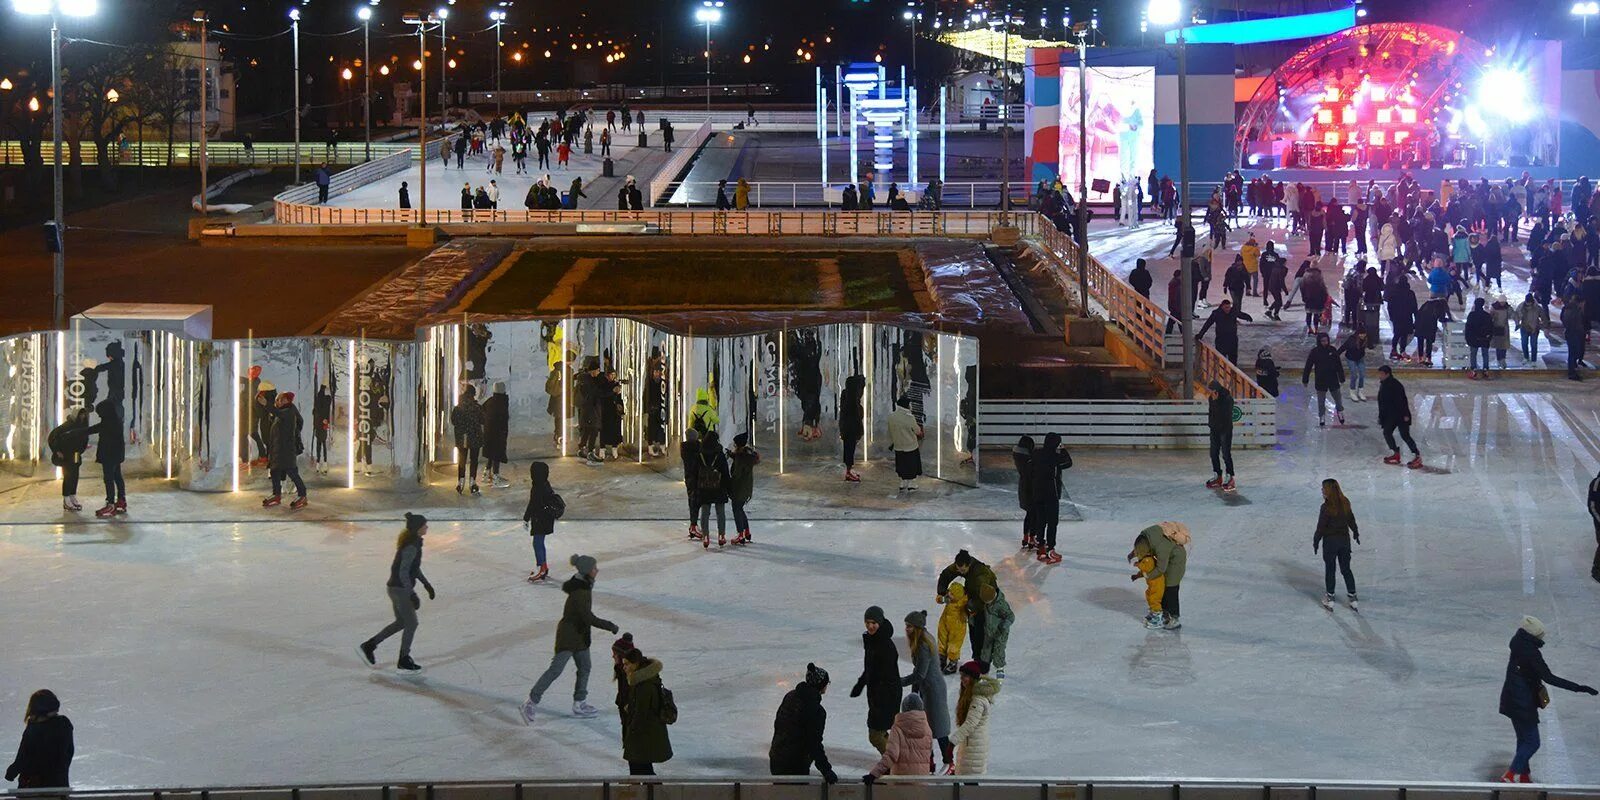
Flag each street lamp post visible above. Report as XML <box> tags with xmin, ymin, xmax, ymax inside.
<box><xmin>358</xmin><ymin>5</ymin><xmax>372</xmax><ymax>162</ymax></box>
<box><xmin>12</xmin><ymin>0</ymin><xmax>99</xmax><ymax>333</ymax></box>
<box><xmin>694</xmin><ymin>2</ymin><xmax>723</xmax><ymax>117</ymax></box>
<box><xmin>290</xmin><ymin>7</ymin><xmax>302</xmax><ymax>183</ymax></box>
<box><xmin>1575</xmin><ymin>2</ymin><xmax>1599</xmax><ymax>37</ymax></box>
<box><xmin>437</xmin><ymin>7</ymin><xmax>448</xmax><ymax>113</ymax></box>
<box><xmin>902</xmin><ymin>3</ymin><xmax>920</xmax><ymax>86</ymax></box>
<box><xmin>405</xmin><ymin>13</ymin><xmax>431</xmax><ymax>225</ymax></box>
<box><xmin>0</xmin><ymin>77</ymin><xmax>12</xmax><ymax>168</ymax></box>
<box><xmin>1073</xmin><ymin>25</ymin><xmax>1089</xmax><ymax>319</ymax></box>
<box><xmin>1148</xmin><ymin>0</ymin><xmax>1194</xmax><ymax>398</ymax></box>
<box><xmin>195</xmin><ymin>9</ymin><xmax>208</xmax><ymax>216</ymax></box>
<box><xmin>490</xmin><ymin>9</ymin><xmax>506</xmax><ymax>117</ymax></box>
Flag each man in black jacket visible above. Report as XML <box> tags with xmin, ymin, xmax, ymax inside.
<box><xmin>1302</xmin><ymin>332</ymin><xmax>1346</xmax><ymax>427</ymax></box>
<box><xmin>1376</xmin><ymin>366</ymin><xmax>1421</xmax><ymax>468</ymax></box>
<box><xmin>769</xmin><ymin>663</ymin><xmax>839</xmax><ymax>782</ymax></box>
<box><xmin>1196</xmin><ymin>298</ymin><xmax>1253</xmax><ymax>365</ymax></box>
<box><xmin>1259</xmin><ymin>242</ymin><xmax>1287</xmax><ymax>320</ymax></box>
<box><xmin>265</xmin><ymin>392</ymin><xmax>306</xmax><ymax>509</ymax></box>
<box><xmin>1205</xmin><ymin>380</ymin><xmax>1235</xmax><ymax>492</ymax></box>
<box><xmin>575</xmin><ymin>357</ymin><xmax>605</xmax><ymax>464</ymax></box>
<box><xmin>1168</xmin><ymin>218</ymin><xmax>1196</xmax><ymax>259</ymax></box>
<box><xmin>1563</xmin><ymin>295</ymin><xmax>1588</xmax><ymax>381</ymax></box>
<box><xmin>1129</xmin><ymin>258</ymin><xmax>1153</xmax><ymax>298</ymax></box>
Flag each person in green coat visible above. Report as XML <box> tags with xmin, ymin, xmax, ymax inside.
<box><xmin>621</xmin><ymin>648</ymin><xmax>673</xmax><ymax>775</ymax></box>
<box><xmin>976</xmin><ymin>584</ymin><xmax>1014</xmax><ymax>678</ymax></box>
<box><xmin>1135</xmin><ymin>523</ymin><xmax>1189</xmax><ymax>631</ymax></box>
<box><xmin>521</xmin><ymin>554</ymin><xmax>619</xmax><ymax>723</ymax></box>
<box><xmin>936</xmin><ymin>549</ymin><xmax>998</xmax><ymax>657</ymax></box>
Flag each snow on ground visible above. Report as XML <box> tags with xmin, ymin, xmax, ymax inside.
<box><xmin>2</xmin><ymin>376</ymin><xmax>1600</xmax><ymax>787</ymax></box>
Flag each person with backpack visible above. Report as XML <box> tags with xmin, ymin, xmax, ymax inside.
<box><xmin>851</xmin><ymin>606</ymin><xmax>903</xmax><ymax>754</ymax></box>
<box><xmin>694</xmin><ymin>430</ymin><xmax>733</xmax><ymax>547</ymax></box>
<box><xmin>727</xmin><ymin>433</ymin><xmax>760</xmax><ymax>545</ymax></box>
<box><xmin>1134</xmin><ymin>522</ymin><xmax>1189</xmax><ymax>630</ymax></box>
<box><xmin>1205</xmin><ymin>380</ymin><xmax>1236</xmax><ymax>492</ymax></box>
<box><xmin>1496</xmin><ymin>616</ymin><xmax>1598</xmax><ymax>783</ymax></box>
<box><xmin>522</xmin><ymin>461</ymin><xmax>566</xmax><ymax>582</ymax></box>
<box><xmin>619</xmin><ymin>647</ymin><xmax>674</xmax><ymax>775</ymax></box>
<box><xmin>689</xmin><ymin>388</ymin><xmax>719</xmax><ymax>434</ymax></box>
<box><xmin>47</xmin><ymin>409</ymin><xmax>90</xmax><ymax>512</ymax></box>
<box><xmin>521</xmin><ymin>554</ymin><xmax>620</xmax><ymax>723</ymax></box>
<box><xmin>769</xmin><ymin>663</ymin><xmax>839</xmax><ymax>783</ymax></box>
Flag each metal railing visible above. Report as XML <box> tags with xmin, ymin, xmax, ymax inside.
<box><xmin>272</xmin><ymin>134</ymin><xmax>458</xmax><ymax>217</ymax></box>
<box><xmin>648</xmin><ymin>120</ymin><xmax>714</xmax><ymax>206</ymax></box>
<box><xmin>658</xmin><ymin>181</ymin><xmax>1012</xmax><ymax>209</ymax></box>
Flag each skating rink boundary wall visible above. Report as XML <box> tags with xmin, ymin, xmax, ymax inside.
<box><xmin>273</xmin><ymin>134</ymin><xmax>460</xmax><ymax>217</ymax></box>
<box><xmin>6</xmin><ymin>776</ymin><xmax>1599</xmax><ymax>800</ymax></box>
<box><xmin>648</xmin><ymin>120</ymin><xmax>715</xmax><ymax>205</ymax></box>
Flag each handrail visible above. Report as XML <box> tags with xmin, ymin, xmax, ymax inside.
<box><xmin>272</xmin><ymin>134</ymin><xmax>459</xmax><ymax>219</ymax></box>
<box><xmin>648</xmin><ymin>119</ymin><xmax>714</xmax><ymax>206</ymax></box>
<box><xmin>1028</xmin><ymin>218</ymin><xmax>1270</xmax><ymax>401</ymax></box>
<box><xmin>658</xmin><ymin>180</ymin><xmax>1010</xmax><ymax>210</ymax></box>
<box><xmin>0</xmin><ymin>141</ymin><xmax>424</xmax><ymax>168</ymax></box>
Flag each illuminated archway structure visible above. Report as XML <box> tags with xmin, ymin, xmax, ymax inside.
<box><xmin>1237</xmin><ymin>23</ymin><xmax>1497</xmax><ymax>170</ymax></box>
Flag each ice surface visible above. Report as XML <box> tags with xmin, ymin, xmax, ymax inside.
<box><xmin>2</xmin><ymin>376</ymin><xmax>1599</xmax><ymax>787</ymax></box>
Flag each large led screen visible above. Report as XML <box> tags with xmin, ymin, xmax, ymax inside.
<box><xmin>1058</xmin><ymin>66</ymin><xmax>1155</xmax><ymax>196</ymax></box>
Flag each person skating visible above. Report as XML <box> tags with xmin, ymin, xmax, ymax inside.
<box><xmin>768</xmin><ymin>664</ymin><xmax>839</xmax><ymax>783</ymax></box>
<box><xmin>1497</xmin><ymin>616</ymin><xmax>1598</xmax><ymax>783</ymax></box>
<box><xmin>1376</xmin><ymin>366</ymin><xmax>1423</xmax><ymax>468</ymax></box>
<box><xmin>358</xmin><ymin>513</ymin><xmax>435</xmax><ymax>674</ymax></box>
<box><xmin>46</xmin><ymin>409</ymin><xmax>90</xmax><ymax>512</ymax></box>
<box><xmin>1134</xmin><ymin>523</ymin><xmax>1189</xmax><ymax>630</ymax></box>
<box><xmin>948</xmin><ymin>661</ymin><xmax>1000</xmax><ymax>775</ymax></box>
<box><xmin>850</xmin><ymin>606</ymin><xmax>903</xmax><ymax>754</ymax></box>
<box><xmin>522</xmin><ymin>461</ymin><xmax>566</xmax><ymax>582</ymax></box>
<box><xmin>727</xmin><ymin>433</ymin><xmax>760</xmax><ymax>545</ymax></box>
<box><xmin>695</xmin><ymin>430</ymin><xmax>733</xmax><ymax>547</ymax></box>
<box><xmin>1561</xmin><ymin>295</ymin><xmax>1587</xmax><ymax>381</ymax></box>
<box><xmin>619</xmin><ymin>647</ymin><xmax>674</xmax><ymax>776</ymax></box>
<box><xmin>576</xmin><ymin>357</ymin><xmax>606</xmax><ymax>463</ymax></box>
<box><xmin>1312</xmin><ymin>478</ymin><xmax>1361</xmax><ymax>610</ymax></box>
<box><xmin>975</xmin><ymin>584</ymin><xmax>1014</xmax><ymax>679</ymax></box>
<box><xmin>1302</xmin><ymin>333</ymin><xmax>1347</xmax><ymax>427</ymax></box>
<box><xmin>681</xmin><ymin>428</ymin><xmax>703</xmax><ymax>540</ymax></box>
<box><xmin>1128</xmin><ymin>258</ymin><xmax>1153</xmax><ymax>299</ymax></box>
<box><xmin>1028</xmin><ymin>432</ymin><xmax>1070</xmax><ymax>563</ymax></box>
<box><xmin>889</xmin><ymin>396</ymin><xmax>924</xmax><ymax>493</ymax></box>
<box><xmin>688</xmin><ymin>388</ymin><xmax>718</xmax><ymax>435</ymax></box>
<box><xmin>1011</xmin><ymin>435</ymin><xmax>1035</xmax><ymax>548</ymax></box>
<box><xmin>1339</xmin><ymin>329</ymin><xmax>1371</xmax><ymax>402</ymax></box>
<box><xmin>644</xmin><ymin>362</ymin><xmax>667</xmax><ymax>457</ymax></box>
<box><xmin>1128</xmin><ymin>537</ymin><xmax>1167</xmax><ymax>630</ymax></box>
<box><xmin>610</xmin><ymin>632</ymin><xmax>635</xmax><ymax>739</ymax></box>
<box><xmin>863</xmin><ymin>694</ymin><xmax>934</xmax><ymax>782</ymax></box>
<box><xmin>1589</xmin><ymin>469</ymin><xmax>1600</xmax><ymax>583</ymax></box>
<box><xmin>600</xmin><ymin>373</ymin><xmax>625</xmax><ymax>460</ymax></box>
<box><xmin>521</xmin><ymin>554</ymin><xmax>620</xmax><ymax>722</ymax></box>
<box><xmin>90</xmin><ymin>399</ymin><xmax>125</xmax><ymax>518</ymax></box>
<box><xmin>936</xmin><ymin>582</ymin><xmax>967</xmax><ymax>675</ymax></box>
<box><xmin>1196</xmin><ymin>298</ymin><xmax>1253</xmax><ymax>365</ymax></box>
<box><xmin>936</xmin><ymin>549</ymin><xmax>997</xmax><ymax>657</ymax></box>
<box><xmin>4</xmin><ymin>690</ymin><xmax>73</xmax><ymax>789</ymax></box>
<box><xmin>263</xmin><ymin>391</ymin><xmax>307</xmax><ymax>510</ymax></box>
<box><xmin>900</xmin><ymin>610</ymin><xmax>954</xmax><ymax>771</ymax></box>
<box><xmin>839</xmin><ymin>375</ymin><xmax>866</xmax><ymax>482</ymax></box>
<box><xmin>1205</xmin><ymin>380</ymin><xmax>1236</xmax><ymax>491</ymax></box>
<box><xmin>1465</xmin><ymin>296</ymin><xmax>1495</xmax><ymax>379</ymax></box>
<box><xmin>451</xmin><ymin>384</ymin><xmax>486</xmax><ymax>494</ymax></box>
<box><xmin>1254</xmin><ymin>348</ymin><xmax>1280</xmax><ymax>397</ymax></box>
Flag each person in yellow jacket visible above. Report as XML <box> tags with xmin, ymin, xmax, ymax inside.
<box><xmin>936</xmin><ymin>581</ymin><xmax>968</xmax><ymax>674</ymax></box>
<box><xmin>735</xmin><ymin>178</ymin><xmax>751</xmax><ymax>211</ymax></box>
<box><xmin>1128</xmin><ymin>538</ymin><xmax>1166</xmax><ymax>630</ymax></box>
<box><xmin>1240</xmin><ymin>234</ymin><xmax>1261</xmax><ymax>298</ymax></box>
<box><xmin>689</xmin><ymin>389</ymin><xmax>719</xmax><ymax>434</ymax></box>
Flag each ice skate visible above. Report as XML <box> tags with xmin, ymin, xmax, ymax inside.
<box><xmin>1021</xmin><ymin>535</ymin><xmax>1034</xmax><ymax>549</ymax></box>
<box><xmin>1042</xmin><ymin>549</ymin><xmax>1063</xmax><ymax>564</ymax></box>
<box><xmin>702</xmin><ymin>533</ymin><xmax>710</xmax><ymax>549</ymax></box>
<box><xmin>572</xmin><ymin>700</ymin><xmax>599</xmax><ymax>718</ymax></box>
<box><xmin>290</xmin><ymin>496</ymin><xmax>308</xmax><ymax>510</ymax></box>
<box><xmin>1143</xmin><ymin>612</ymin><xmax>1165</xmax><ymax>630</ymax></box>
<box><xmin>357</xmin><ymin>641</ymin><xmax>376</xmax><ymax>667</ymax></box>
<box><xmin>262</xmin><ymin>495</ymin><xmax>281</xmax><ymax>510</ymax></box>
<box><xmin>528</xmin><ymin>564</ymin><xmax>549</xmax><ymax>582</ymax></box>
<box><xmin>718</xmin><ymin>533</ymin><xmax>726</xmax><ymax>548</ymax></box>
<box><xmin>114</xmin><ymin>499</ymin><xmax>126</xmax><ymax>515</ymax></box>
<box><xmin>1348</xmin><ymin>595</ymin><xmax>1359</xmax><ymax>611</ymax></box>
<box><xmin>1162</xmin><ymin>615</ymin><xmax>1182</xmax><ymax>630</ymax></box>
<box><xmin>470</xmin><ymin>483</ymin><xmax>481</xmax><ymax>495</ymax></box>
<box><xmin>1406</xmin><ymin>456</ymin><xmax>1423</xmax><ymax>469</ymax></box>
<box><xmin>1221</xmin><ymin>476</ymin><xmax>1236</xmax><ymax>492</ymax></box>
<box><xmin>396</xmin><ymin>656</ymin><xmax>423</xmax><ymax>674</ymax></box>
<box><xmin>455</xmin><ymin>480</ymin><xmax>465</xmax><ymax>495</ymax></box>
<box><xmin>67</xmin><ymin>496</ymin><xmax>81</xmax><ymax>511</ymax></box>
<box><xmin>1383</xmin><ymin>453</ymin><xmax>1402</xmax><ymax>465</ymax></box>
<box><xmin>1335</xmin><ymin>411</ymin><xmax>1345</xmax><ymax>426</ymax></box>
<box><xmin>493</xmin><ymin>475</ymin><xmax>511</xmax><ymax>489</ymax></box>
<box><xmin>688</xmin><ymin>525</ymin><xmax>702</xmax><ymax>540</ymax></box>
<box><xmin>520</xmin><ymin>700</ymin><xmax>538</xmax><ymax>724</ymax></box>
<box><xmin>94</xmin><ymin>503</ymin><xmax>116</xmax><ymax>518</ymax></box>
<box><xmin>62</xmin><ymin>499</ymin><xmax>75</xmax><ymax>512</ymax></box>
<box><xmin>1321</xmin><ymin>593</ymin><xmax>1334</xmax><ymax>610</ymax></box>
<box><xmin>1205</xmin><ymin>476</ymin><xmax>1224</xmax><ymax>489</ymax></box>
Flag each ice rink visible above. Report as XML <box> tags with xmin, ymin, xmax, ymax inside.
<box><xmin>3</xmin><ymin>376</ymin><xmax>1600</xmax><ymax>787</ymax></box>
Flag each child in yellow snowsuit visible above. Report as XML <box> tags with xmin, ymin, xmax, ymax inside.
<box><xmin>937</xmin><ymin>581</ymin><xmax>968</xmax><ymax>673</ymax></box>
<box><xmin>1129</xmin><ymin>539</ymin><xmax>1166</xmax><ymax>627</ymax></box>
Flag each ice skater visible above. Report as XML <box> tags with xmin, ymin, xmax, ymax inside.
<box><xmin>899</xmin><ymin>610</ymin><xmax>953</xmax><ymax>771</ymax></box>
<box><xmin>522</xmin><ymin>461</ymin><xmax>566</xmax><ymax>582</ymax></box>
<box><xmin>358</xmin><ymin>513</ymin><xmax>435</xmax><ymax>674</ymax></box>
<box><xmin>948</xmin><ymin>661</ymin><xmax>1000</xmax><ymax>775</ymax></box>
<box><xmin>850</xmin><ymin>606</ymin><xmax>903</xmax><ymax>754</ymax></box>
<box><xmin>768</xmin><ymin>664</ymin><xmax>839</xmax><ymax>783</ymax></box>
<box><xmin>727</xmin><ymin>433</ymin><xmax>760</xmax><ymax>545</ymax></box>
<box><xmin>1205</xmin><ymin>380</ymin><xmax>1235</xmax><ymax>492</ymax></box>
<box><xmin>482</xmin><ymin>381</ymin><xmax>510</xmax><ymax>487</ymax></box>
<box><xmin>46</xmin><ymin>409</ymin><xmax>90</xmax><ymax>512</ymax></box>
<box><xmin>693</xmin><ymin>430</ymin><xmax>732</xmax><ymax>547</ymax></box>
<box><xmin>1375</xmin><ymin>366</ymin><xmax>1422</xmax><ymax>468</ymax></box>
<box><xmin>936</xmin><ymin>550</ymin><xmax>997</xmax><ymax>657</ymax></box>
<box><xmin>1312</xmin><ymin>478</ymin><xmax>1360</xmax><ymax>610</ymax></box>
<box><xmin>91</xmin><ymin>399</ymin><xmax>125</xmax><ymax>518</ymax></box>
<box><xmin>451</xmin><ymin>384</ymin><xmax>485</xmax><ymax>495</ymax></box>
<box><xmin>975</xmin><ymin>585</ymin><xmax>1014</xmax><ymax>679</ymax></box>
<box><xmin>263</xmin><ymin>391</ymin><xmax>307</xmax><ymax>510</ymax></box>
<box><xmin>4</xmin><ymin>689</ymin><xmax>74</xmax><ymax>789</ymax></box>
<box><xmin>839</xmin><ymin>375</ymin><xmax>865</xmax><ymax>482</ymax></box>
<box><xmin>1302</xmin><ymin>333</ymin><xmax>1346</xmax><ymax>427</ymax></box>
<box><xmin>619</xmin><ymin>647</ymin><xmax>673</xmax><ymax>776</ymax></box>
<box><xmin>521</xmin><ymin>554</ymin><xmax>620</xmax><ymax>722</ymax></box>
<box><xmin>1012</xmin><ymin>436</ymin><xmax>1035</xmax><ymax>548</ymax></box>
<box><xmin>1497</xmin><ymin>615</ymin><xmax>1598</xmax><ymax>783</ymax></box>
<box><xmin>1027</xmin><ymin>432</ymin><xmax>1069</xmax><ymax>564</ymax></box>
<box><xmin>1132</xmin><ymin>523</ymin><xmax>1188</xmax><ymax>630</ymax></box>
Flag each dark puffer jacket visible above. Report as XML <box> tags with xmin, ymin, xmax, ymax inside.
<box><xmin>769</xmin><ymin>682</ymin><xmax>835</xmax><ymax>778</ymax></box>
<box><xmin>853</xmin><ymin>619</ymin><xmax>903</xmax><ymax>732</ymax></box>
<box><xmin>552</xmin><ymin>574</ymin><xmax>618</xmax><ymax>653</ymax></box>
<box><xmin>1499</xmin><ymin>628</ymin><xmax>1594</xmax><ymax>724</ymax></box>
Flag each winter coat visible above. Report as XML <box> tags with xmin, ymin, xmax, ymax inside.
<box><xmin>1516</xmin><ymin>300</ymin><xmax>1547</xmax><ymax>334</ymax></box>
<box><xmin>91</xmin><ymin>400</ymin><xmax>123</xmax><ymax>466</ymax></box>
<box><xmin>1387</xmin><ymin>285</ymin><xmax>1418</xmax><ymax>333</ymax></box>
<box><xmin>522</xmin><ymin>482</ymin><xmax>565</xmax><ymax>537</ymax></box>
<box><xmin>1415</xmin><ymin>299</ymin><xmax>1450</xmax><ymax>338</ymax></box>
<box><xmin>481</xmin><ymin>393</ymin><xmax>510</xmax><ymax>463</ymax></box>
<box><xmin>1464</xmin><ymin>308</ymin><xmax>1494</xmax><ymax>348</ymax></box>
<box><xmin>1137</xmin><ymin>524</ymin><xmax>1187</xmax><ymax>586</ymax></box>
<box><xmin>1377</xmin><ymin>224</ymin><xmax>1399</xmax><ymax>262</ymax></box>
<box><xmin>1499</xmin><ymin>629</ymin><xmax>1591</xmax><ymax>724</ymax></box>
<box><xmin>576</xmin><ymin>372</ymin><xmax>606</xmax><ymax>428</ymax></box>
<box><xmin>623</xmin><ymin>659</ymin><xmax>674</xmax><ymax>764</ymax></box>
<box><xmin>553</xmin><ymin>574</ymin><xmax>618</xmax><ymax>652</ymax></box>
<box><xmin>601</xmin><ymin>390</ymin><xmax>625</xmax><ymax>447</ymax></box>
<box><xmin>854</xmin><ymin>620</ymin><xmax>903</xmax><ymax>732</ymax></box>
<box><xmin>1376</xmin><ymin>376</ymin><xmax>1410</xmax><ymax>427</ymax></box>
<box><xmin>1240</xmin><ymin>242</ymin><xmax>1261</xmax><ymax>274</ymax></box>
<box><xmin>949</xmin><ymin>677</ymin><xmax>1000</xmax><ymax>774</ymax></box>
<box><xmin>868</xmin><ymin>710</ymin><xmax>933</xmax><ymax>777</ymax></box>
<box><xmin>267</xmin><ymin>404</ymin><xmax>304</xmax><ymax>472</ymax></box>
<box><xmin>1301</xmin><ymin>276</ymin><xmax>1330</xmax><ymax>313</ymax></box>
<box><xmin>1489</xmin><ymin>304</ymin><xmax>1512</xmax><ymax>350</ymax></box>
<box><xmin>1129</xmin><ymin>266</ymin><xmax>1153</xmax><ymax>297</ymax></box>
<box><xmin>888</xmin><ymin>407</ymin><xmax>921</xmax><ymax>453</ymax></box>
<box><xmin>1313</xmin><ymin>502</ymin><xmax>1360</xmax><ymax>550</ymax></box>
<box><xmin>1254</xmin><ymin>354</ymin><xmax>1280</xmax><ymax>397</ymax></box>
<box><xmin>1028</xmin><ymin>447</ymin><xmax>1070</xmax><ymax>504</ymax></box>
<box><xmin>1208</xmin><ymin>386</ymin><xmax>1233</xmax><ymax>432</ymax></box>
<box><xmin>1562</xmin><ymin>302</ymin><xmax>1587</xmax><ymax>339</ymax></box>
<box><xmin>1301</xmin><ymin>345</ymin><xmax>1345</xmax><ymax>391</ymax></box>
<box><xmin>937</xmin><ymin>558</ymin><xmax>997</xmax><ymax>619</ymax></box>
<box><xmin>1011</xmin><ymin>444</ymin><xmax>1033</xmax><ymax>511</ymax></box>
<box><xmin>1427</xmin><ymin>266</ymin><xmax>1453</xmax><ymax>297</ymax></box>
<box><xmin>728</xmin><ymin>445</ymin><xmax>760</xmax><ymax>505</ymax></box>
<box><xmin>978</xmin><ymin>591</ymin><xmax>1014</xmax><ymax>669</ymax></box>
<box><xmin>769</xmin><ymin>682</ymin><xmax>835</xmax><ymax>778</ymax></box>
<box><xmin>901</xmin><ymin>635</ymin><xmax>952</xmax><ymax>738</ymax></box>
<box><xmin>689</xmin><ymin>389</ymin><xmax>719</xmax><ymax>433</ymax></box>
<box><xmin>4</xmin><ymin>715</ymin><xmax>73</xmax><ymax>789</ymax></box>
<box><xmin>839</xmin><ymin>376</ymin><xmax>866</xmax><ymax>442</ymax></box>
<box><xmin>1197</xmin><ymin>307</ymin><xmax>1253</xmax><ymax>353</ymax></box>
<box><xmin>451</xmin><ymin>399</ymin><xmax>485</xmax><ymax>449</ymax></box>
<box><xmin>47</xmin><ymin>416</ymin><xmax>90</xmax><ymax>468</ymax></box>
<box><xmin>695</xmin><ymin>446</ymin><xmax>732</xmax><ymax>505</ymax></box>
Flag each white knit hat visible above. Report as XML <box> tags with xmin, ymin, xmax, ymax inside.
<box><xmin>1520</xmin><ymin>615</ymin><xmax>1546</xmax><ymax>640</ymax></box>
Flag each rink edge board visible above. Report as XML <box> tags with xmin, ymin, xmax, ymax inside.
<box><xmin>978</xmin><ymin>399</ymin><xmax>1277</xmax><ymax>448</ymax></box>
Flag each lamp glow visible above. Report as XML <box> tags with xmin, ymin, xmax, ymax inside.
<box><xmin>357</xmin><ymin>6</ymin><xmax>371</xmax><ymax>20</ymax></box>
<box><xmin>1147</xmin><ymin>0</ymin><xmax>1181</xmax><ymax>26</ymax></box>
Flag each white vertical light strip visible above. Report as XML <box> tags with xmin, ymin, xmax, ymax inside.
<box><xmin>450</xmin><ymin>324</ymin><xmax>460</xmax><ymax>465</ymax></box>
<box><xmin>778</xmin><ymin>328</ymin><xmax>786</xmax><ymax>475</ymax></box>
<box><xmin>347</xmin><ymin>340</ymin><xmax>357</xmax><ymax>488</ymax></box>
<box><xmin>862</xmin><ymin>323</ymin><xmax>872</xmax><ymax>461</ymax></box>
<box><xmin>936</xmin><ymin>335</ymin><xmax>944</xmax><ymax>480</ymax></box>
<box><xmin>560</xmin><ymin>318</ymin><xmax>569</xmax><ymax>458</ymax></box>
<box><xmin>54</xmin><ymin>331</ymin><xmax>64</xmax><ymax>479</ymax></box>
<box><xmin>165</xmin><ymin>334</ymin><xmax>174</xmax><ymax>480</ymax></box>
<box><xmin>31</xmin><ymin>335</ymin><xmax>41</xmax><ymax>466</ymax></box>
<box><xmin>231</xmin><ymin>341</ymin><xmax>241</xmax><ymax>492</ymax></box>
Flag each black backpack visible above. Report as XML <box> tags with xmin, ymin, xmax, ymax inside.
<box><xmin>696</xmin><ymin>454</ymin><xmax>722</xmax><ymax>492</ymax></box>
<box><xmin>658</xmin><ymin>684</ymin><xmax>678</xmax><ymax>725</ymax></box>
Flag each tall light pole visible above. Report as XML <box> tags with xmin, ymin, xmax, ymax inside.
<box><xmin>405</xmin><ymin>12</ymin><xmax>431</xmax><ymax>224</ymax></box>
<box><xmin>990</xmin><ymin>3</ymin><xmax>1012</xmax><ymax>211</ymax></box>
<box><xmin>290</xmin><ymin>7</ymin><xmax>302</xmax><ymax>183</ymax></box>
<box><xmin>195</xmin><ymin>9</ymin><xmax>209</xmax><ymax>215</ymax></box>
<box><xmin>1149</xmin><ymin>0</ymin><xmax>1193</xmax><ymax>398</ymax></box>
<box><xmin>902</xmin><ymin>3</ymin><xmax>921</xmax><ymax>87</ymax></box>
<box><xmin>13</xmin><ymin>0</ymin><xmax>98</xmax><ymax>332</ymax></box>
<box><xmin>1575</xmin><ymin>1</ymin><xmax>1600</xmax><ymax>37</ymax></box>
<box><xmin>436</xmin><ymin>7</ymin><xmax>448</xmax><ymax>112</ymax></box>
<box><xmin>1073</xmin><ymin>24</ymin><xmax>1088</xmax><ymax>318</ymax></box>
<box><xmin>1</xmin><ymin>78</ymin><xmax>12</xmax><ymax>167</ymax></box>
<box><xmin>694</xmin><ymin>2</ymin><xmax>723</xmax><ymax>117</ymax></box>
<box><xmin>489</xmin><ymin>9</ymin><xmax>506</xmax><ymax>117</ymax></box>
<box><xmin>358</xmin><ymin>5</ymin><xmax>372</xmax><ymax>161</ymax></box>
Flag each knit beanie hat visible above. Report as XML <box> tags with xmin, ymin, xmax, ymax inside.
<box><xmin>404</xmin><ymin>512</ymin><xmax>427</xmax><ymax>533</ymax></box>
<box><xmin>279</xmin><ymin>391</ymin><xmax>295</xmax><ymax>403</ymax></box>
<box><xmin>959</xmin><ymin>660</ymin><xmax>986</xmax><ymax>679</ymax></box>
<box><xmin>612</xmin><ymin>632</ymin><xmax>635</xmax><ymax>655</ymax></box>
<box><xmin>904</xmin><ymin>609</ymin><xmax>928</xmax><ymax>630</ymax></box>
<box><xmin>864</xmin><ymin>605</ymin><xmax>887</xmax><ymax>624</ymax></box>
<box><xmin>1521</xmin><ymin>615</ymin><xmax>1547</xmax><ymax>641</ymax></box>
<box><xmin>901</xmin><ymin>693</ymin><xmax>925</xmax><ymax>713</ymax></box>
<box><xmin>805</xmin><ymin>662</ymin><xmax>830</xmax><ymax>689</ymax></box>
<box><xmin>571</xmin><ymin>553</ymin><xmax>598</xmax><ymax>575</ymax></box>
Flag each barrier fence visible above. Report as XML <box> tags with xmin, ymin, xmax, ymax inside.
<box><xmin>657</xmin><ymin>181</ymin><xmax>1011</xmax><ymax>210</ymax></box>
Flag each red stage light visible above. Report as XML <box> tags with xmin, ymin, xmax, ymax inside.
<box><xmin>1369</xmin><ymin>131</ymin><xmax>1386</xmax><ymax>145</ymax></box>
